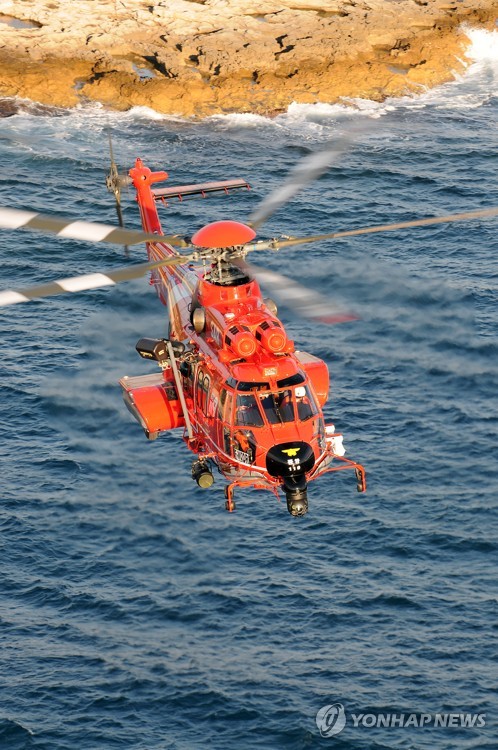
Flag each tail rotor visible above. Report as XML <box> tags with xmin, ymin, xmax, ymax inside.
<box><xmin>105</xmin><ymin>129</ymin><xmax>133</xmax><ymax>255</ymax></box>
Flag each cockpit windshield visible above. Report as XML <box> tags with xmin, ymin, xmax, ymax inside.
<box><xmin>235</xmin><ymin>394</ymin><xmax>264</xmax><ymax>427</ymax></box>
<box><xmin>234</xmin><ymin>383</ymin><xmax>318</xmax><ymax>427</ymax></box>
<box><xmin>259</xmin><ymin>390</ymin><xmax>294</xmax><ymax>424</ymax></box>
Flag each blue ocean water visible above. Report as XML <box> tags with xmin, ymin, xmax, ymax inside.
<box><xmin>0</xmin><ymin>27</ymin><xmax>497</xmax><ymax>750</ymax></box>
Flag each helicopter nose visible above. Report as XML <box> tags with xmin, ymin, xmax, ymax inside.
<box><xmin>265</xmin><ymin>441</ymin><xmax>314</xmax><ymax>479</ymax></box>
<box><xmin>265</xmin><ymin>443</ymin><xmax>313</xmax><ymax>518</ymax></box>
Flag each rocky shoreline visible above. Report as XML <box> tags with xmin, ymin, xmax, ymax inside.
<box><xmin>1</xmin><ymin>0</ymin><xmax>497</xmax><ymax>117</ymax></box>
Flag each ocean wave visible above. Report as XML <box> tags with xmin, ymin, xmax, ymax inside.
<box><xmin>208</xmin><ymin>28</ymin><xmax>498</xmax><ymax>134</ymax></box>
<box><xmin>0</xmin><ymin>718</ymin><xmax>35</xmax><ymax>746</ymax></box>
<box><xmin>465</xmin><ymin>26</ymin><xmax>498</xmax><ymax>62</ymax></box>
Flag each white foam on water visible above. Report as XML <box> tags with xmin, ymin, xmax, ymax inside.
<box><xmin>207</xmin><ymin>111</ymin><xmax>284</xmax><ymax>129</ymax></box>
<box><xmin>209</xmin><ymin>28</ymin><xmax>498</xmax><ymax>134</ymax></box>
<box><xmin>205</xmin><ymin>99</ymin><xmax>390</xmax><ymax>135</ymax></box>
<box><xmin>286</xmin><ymin>98</ymin><xmax>394</xmax><ymax>120</ymax></box>
<box><xmin>395</xmin><ymin>27</ymin><xmax>498</xmax><ymax>112</ymax></box>
<box><xmin>123</xmin><ymin>105</ymin><xmax>185</xmax><ymax>123</ymax></box>
<box><xmin>465</xmin><ymin>26</ymin><xmax>498</xmax><ymax>62</ymax></box>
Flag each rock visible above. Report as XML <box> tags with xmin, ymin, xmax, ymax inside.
<box><xmin>0</xmin><ymin>0</ymin><xmax>497</xmax><ymax>117</ymax></box>
<box><xmin>0</xmin><ymin>99</ymin><xmax>18</xmax><ymax>117</ymax></box>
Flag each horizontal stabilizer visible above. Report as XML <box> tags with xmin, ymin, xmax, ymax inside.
<box><xmin>153</xmin><ymin>179</ymin><xmax>250</xmax><ymax>203</ymax></box>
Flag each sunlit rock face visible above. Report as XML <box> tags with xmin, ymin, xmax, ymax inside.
<box><xmin>0</xmin><ymin>0</ymin><xmax>497</xmax><ymax>116</ymax></box>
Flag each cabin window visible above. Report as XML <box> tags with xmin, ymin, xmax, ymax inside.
<box><xmin>196</xmin><ymin>368</ymin><xmax>204</xmax><ymax>407</ymax></box>
<box><xmin>233</xmin><ymin>428</ymin><xmax>256</xmax><ymax>464</ymax></box>
<box><xmin>259</xmin><ymin>389</ymin><xmax>294</xmax><ymax>424</ymax></box>
<box><xmin>208</xmin><ymin>384</ymin><xmax>218</xmax><ymax>419</ymax></box>
<box><xmin>196</xmin><ymin>369</ymin><xmax>211</xmax><ymax>414</ymax></box>
<box><xmin>235</xmin><ymin>394</ymin><xmax>264</xmax><ymax>427</ymax></box>
<box><xmin>201</xmin><ymin>375</ymin><xmax>210</xmax><ymax>414</ymax></box>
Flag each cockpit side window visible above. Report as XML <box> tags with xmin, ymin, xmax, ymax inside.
<box><xmin>224</xmin><ymin>391</ymin><xmax>233</xmax><ymax>423</ymax></box>
<box><xmin>235</xmin><ymin>394</ymin><xmax>264</xmax><ymax>427</ymax></box>
<box><xmin>296</xmin><ymin>385</ymin><xmax>318</xmax><ymax>422</ymax></box>
<box><xmin>218</xmin><ymin>388</ymin><xmax>227</xmax><ymax>421</ymax></box>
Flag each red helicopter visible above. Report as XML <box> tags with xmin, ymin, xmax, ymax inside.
<box><xmin>121</xmin><ymin>156</ymin><xmax>368</xmax><ymax>517</ymax></box>
<box><xmin>0</xmin><ymin>144</ymin><xmax>496</xmax><ymax>516</ymax></box>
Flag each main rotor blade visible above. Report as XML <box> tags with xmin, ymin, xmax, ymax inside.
<box><xmin>242</xmin><ymin>260</ymin><xmax>356</xmax><ymax>324</ymax></box>
<box><xmin>248</xmin><ymin>130</ymin><xmax>359</xmax><ymax>231</ymax></box>
<box><xmin>254</xmin><ymin>206</ymin><xmax>498</xmax><ymax>250</ymax></box>
<box><xmin>115</xmin><ymin>199</ymin><xmax>126</xmax><ymax>233</ymax></box>
<box><xmin>0</xmin><ymin>255</ymin><xmax>190</xmax><ymax>307</ymax></box>
<box><xmin>0</xmin><ymin>207</ymin><xmax>190</xmax><ymax>248</ymax></box>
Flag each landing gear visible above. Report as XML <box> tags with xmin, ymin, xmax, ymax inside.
<box><xmin>224</xmin><ymin>485</ymin><xmax>236</xmax><ymax>512</ymax></box>
<box><xmin>191</xmin><ymin>460</ymin><xmax>214</xmax><ymax>488</ymax></box>
<box><xmin>355</xmin><ymin>467</ymin><xmax>366</xmax><ymax>493</ymax></box>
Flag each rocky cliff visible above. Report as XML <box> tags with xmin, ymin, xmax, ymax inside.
<box><xmin>0</xmin><ymin>0</ymin><xmax>497</xmax><ymax>117</ymax></box>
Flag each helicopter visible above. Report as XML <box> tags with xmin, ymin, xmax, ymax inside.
<box><xmin>1</xmin><ymin>142</ymin><xmax>497</xmax><ymax>516</ymax></box>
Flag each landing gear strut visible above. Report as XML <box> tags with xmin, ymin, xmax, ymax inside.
<box><xmin>355</xmin><ymin>466</ymin><xmax>366</xmax><ymax>493</ymax></box>
<box><xmin>224</xmin><ymin>485</ymin><xmax>236</xmax><ymax>512</ymax></box>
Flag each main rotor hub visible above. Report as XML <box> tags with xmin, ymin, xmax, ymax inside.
<box><xmin>191</xmin><ymin>220</ymin><xmax>256</xmax><ymax>249</ymax></box>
